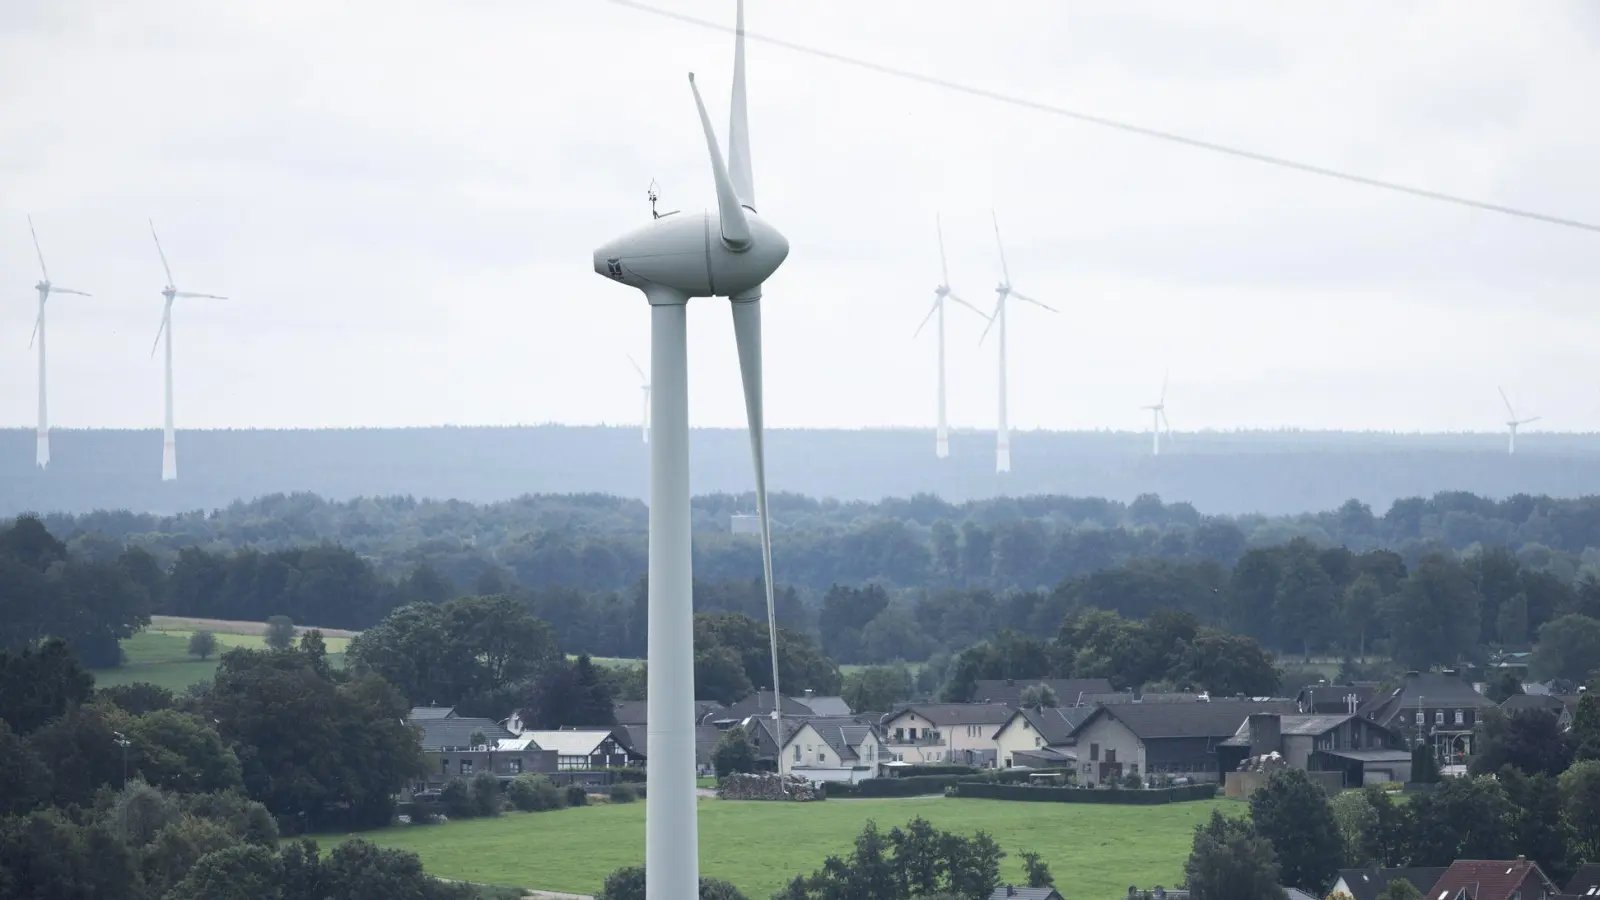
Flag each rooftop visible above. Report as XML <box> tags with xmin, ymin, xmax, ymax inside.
<box><xmin>972</xmin><ymin>678</ymin><xmax>1115</xmax><ymax>706</ymax></box>
<box><xmin>1429</xmin><ymin>858</ymin><xmax>1556</xmax><ymax>900</ymax></box>
<box><xmin>1334</xmin><ymin>868</ymin><xmax>1450</xmax><ymax>900</ymax></box>
<box><xmin>885</xmin><ymin>703</ymin><xmax>1016</xmax><ymax>727</ymax></box>
<box><xmin>1075</xmin><ymin>699</ymin><xmax>1299</xmax><ymax>740</ymax></box>
<box><xmin>410</xmin><ymin>716</ymin><xmax>514</xmax><ymax>752</ymax></box>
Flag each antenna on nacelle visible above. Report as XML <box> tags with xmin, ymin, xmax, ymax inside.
<box><xmin>647</xmin><ymin>179</ymin><xmax>680</xmax><ymax>220</ymax></box>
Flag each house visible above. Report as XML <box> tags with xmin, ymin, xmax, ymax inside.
<box><xmin>1358</xmin><ymin>670</ymin><xmax>1499</xmax><ymax>764</ymax></box>
<box><xmin>1066</xmin><ymin>699</ymin><xmax>1299</xmax><ymax>784</ymax></box>
<box><xmin>743</xmin><ymin>714</ymin><xmax>877</xmax><ymax>770</ymax></box>
<box><xmin>1218</xmin><ymin>712</ymin><xmax>1410</xmax><ymax>788</ymax></box>
<box><xmin>987</xmin><ymin>886</ymin><xmax>1063</xmax><ymax>900</ymax></box>
<box><xmin>517</xmin><ymin>729</ymin><xmax>643</xmax><ymax>770</ymax></box>
<box><xmin>1564</xmin><ymin>865</ymin><xmax>1600</xmax><ymax>898</ymax></box>
<box><xmin>712</xmin><ymin>690</ymin><xmax>816</xmax><ymax>725</ymax></box>
<box><xmin>1297</xmin><ymin>682</ymin><xmax>1380</xmax><ymax>715</ymax></box>
<box><xmin>992</xmin><ymin>706</ymin><xmax>1096</xmax><ymax>769</ymax></box>
<box><xmin>971</xmin><ymin>678</ymin><xmax>1115</xmax><ymax>707</ymax></box>
<box><xmin>407</xmin><ymin>713</ymin><xmax>556</xmax><ymax>794</ymax></box>
<box><xmin>880</xmin><ymin>704</ymin><xmax>1014</xmax><ymax>766</ymax></box>
<box><xmin>1501</xmin><ymin>692</ymin><xmax>1578</xmax><ymax>730</ymax></box>
<box><xmin>782</xmin><ymin>719</ymin><xmax>884</xmax><ymax>782</ymax></box>
<box><xmin>409</xmin><ymin>705</ymin><xmax>459</xmax><ymax>721</ymax></box>
<box><xmin>1331</xmin><ymin>866</ymin><xmax>1449</xmax><ymax>900</ymax></box>
<box><xmin>1427</xmin><ymin>857</ymin><xmax>1559</xmax><ymax>900</ymax></box>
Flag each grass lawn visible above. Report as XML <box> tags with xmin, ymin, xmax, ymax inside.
<box><xmin>331</xmin><ymin>796</ymin><xmax>1236</xmax><ymax>899</ymax></box>
<box><xmin>92</xmin><ymin>629</ymin><xmax>349</xmax><ymax>692</ymax></box>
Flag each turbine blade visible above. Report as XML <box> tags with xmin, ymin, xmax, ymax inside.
<box><xmin>150</xmin><ymin>220</ymin><xmax>175</xmax><ymax>286</ymax></box>
<box><xmin>174</xmin><ymin>292</ymin><xmax>227</xmax><ymax>299</ymax></box>
<box><xmin>627</xmin><ymin>352</ymin><xmax>647</xmax><ymax>382</ymax></box>
<box><xmin>1523</xmin><ymin>416</ymin><xmax>1542</xmax><ymax>425</ymax></box>
<box><xmin>29</xmin><ymin>312</ymin><xmax>41</xmax><ymax>349</ymax></box>
<box><xmin>150</xmin><ymin>307</ymin><xmax>170</xmax><ymax>358</ymax></box>
<box><xmin>726</xmin><ymin>0</ymin><xmax>754</xmax><ymax>209</ymax></box>
<box><xmin>1160</xmin><ymin>369</ymin><xmax>1169</xmax><ymax>405</ymax></box>
<box><xmin>1008</xmin><ymin>290</ymin><xmax>1057</xmax><ymax>312</ymax></box>
<box><xmin>936</xmin><ymin>213</ymin><xmax>950</xmax><ymax>289</ymax></box>
<box><xmin>51</xmin><ymin>288</ymin><xmax>91</xmax><ymax>296</ymax></box>
<box><xmin>991</xmin><ymin>209</ymin><xmax>1012</xmax><ymax>287</ymax></box>
<box><xmin>947</xmin><ymin>293</ymin><xmax>990</xmax><ymax>320</ymax></box>
<box><xmin>978</xmin><ymin>303</ymin><xmax>999</xmax><ymax>344</ymax></box>
<box><xmin>27</xmin><ymin>215</ymin><xmax>49</xmax><ymax>281</ymax></box>
<box><xmin>730</xmin><ymin>292</ymin><xmax>782</xmax><ymax>743</ymax></box>
<box><xmin>1498</xmin><ymin>385</ymin><xmax>1516</xmax><ymax>420</ymax></box>
<box><xmin>913</xmin><ymin>297</ymin><xmax>940</xmax><ymax>337</ymax></box>
<box><xmin>1161</xmin><ymin>409</ymin><xmax>1172</xmax><ymax>435</ymax></box>
<box><xmin>689</xmin><ymin>73</ymin><xmax>752</xmax><ymax>249</ymax></box>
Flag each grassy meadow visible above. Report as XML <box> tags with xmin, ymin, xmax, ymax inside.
<box><xmin>332</xmin><ymin>796</ymin><xmax>1234</xmax><ymax>899</ymax></box>
<box><xmin>92</xmin><ymin>617</ymin><xmax>352</xmax><ymax>691</ymax></box>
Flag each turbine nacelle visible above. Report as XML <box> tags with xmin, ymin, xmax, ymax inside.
<box><xmin>594</xmin><ymin>211</ymin><xmax>788</xmax><ymax>299</ymax></box>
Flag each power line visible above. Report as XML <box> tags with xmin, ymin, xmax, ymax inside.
<box><xmin>608</xmin><ymin>0</ymin><xmax>1600</xmax><ymax>235</ymax></box>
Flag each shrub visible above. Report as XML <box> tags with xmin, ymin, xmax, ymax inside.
<box><xmin>597</xmin><ymin>866</ymin><xmax>748</xmax><ymax>900</ymax></box>
<box><xmin>187</xmin><ymin>631</ymin><xmax>217</xmax><ymax>660</ymax></box>
<box><xmin>564</xmin><ymin>784</ymin><xmax>589</xmax><ymax>807</ymax></box>
<box><xmin>440</xmin><ymin>777</ymin><xmax>475</xmax><ymax>818</ymax></box>
<box><xmin>264</xmin><ymin>616</ymin><xmax>296</xmax><ymax>651</ymax></box>
<box><xmin>610</xmin><ymin>783</ymin><xmax>638</xmax><ymax>804</ymax></box>
<box><xmin>951</xmin><ymin>781</ymin><xmax>1218</xmax><ymax>804</ymax></box>
<box><xmin>470</xmin><ymin>771</ymin><xmax>502</xmax><ymax>817</ymax></box>
<box><xmin>506</xmin><ymin>775</ymin><xmax>564</xmax><ymax>812</ymax></box>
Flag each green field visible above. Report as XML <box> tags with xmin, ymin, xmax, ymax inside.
<box><xmin>333</xmin><ymin>796</ymin><xmax>1234</xmax><ymax>899</ymax></box>
<box><xmin>92</xmin><ymin>629</ymin><xmax>350</xmax><ymax>692</ymax></box>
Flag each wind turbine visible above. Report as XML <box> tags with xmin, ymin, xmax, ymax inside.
<box><xmin>980</xmin><ymin>211</ymin><xmax>1056</xmax><ymax>473</ymax></box>
<box><xmin>149</xmin><ymin>221</ymin><xmax>226</xmax><ymax>482</ymax></box>
<box><xmin>591</xmin><ymin>3</ymin><xmax>788</xmax><ymax>896</ymax></box>
<box><xmin>1142</xmin><ymin>371</ymin><xmax>1172</xmax><ymax>456</ymax></box>
<box><xmin>627</xmin><ymin>353</ymin><xmax>650</xmax><ymax>443</ymax></box>
<box><xmin>914</xmin><ymin>214</ymin><xmax>988</xmax><ymax>458</ymax></box>
<box><xmin>1498</xmin><ymin>386</ymin><xmax>1539</xmax><ymax>455</ymax></box>
<box><xmin>25</xmin><ymin>216</ymin><xmax>90</xmax><ymax>470</ymax></box>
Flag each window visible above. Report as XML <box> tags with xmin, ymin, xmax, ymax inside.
<box><xmin>1034</xmin><ymin>737</ymin><xmax>1042</xmax><ymax>748</ymax></box>
<box><xmin>1454</xmin><ymin>710</ymin><xmax>1464</xmax><ymax>725</ymax></box>
<box><xmin>1434</xmin><ymin>711</ymin><xmax>1444</xmax><ymax>725</ymax></box>
<box><xmin>460</xmin><ymin>760</ymin><xmax>473</xmax><ymax>775</ymax></box>
<box><xmin>908</xmin><ymin>728</ymin><xmax>918</xmax><ymax>741</ymax></box>
<box><xmin>1090</xmin><ymin>743</ymin><xmax>1100</xmax><ymax>762</ymax></box>
<box><xmin>794</xmin><ymin>745</ymin><xmax>801</xmax><ymax>762</ymax></box>
<box><xmin>819</xmin><ymin>752</ymin><xmax>827</xmax><ymax>764</ymax></box>
<box><xmin>1415</xmin><ymin>711</ymin><xmax>1424</xmax><ymax>724</ymax></box>
<box><xmin>509</xmin><ymin>759</ymin><xmax>522</xmax><ymax>774</ymax></box>
<box><xmin>894</xmin><ymin>728</ymin><xmax>904</xmax><ymax>741</ymax></box>
<box><xmin>440</xmin><ymin>759</ymin><xmax>449</xmax><ymax>774</ymax></box>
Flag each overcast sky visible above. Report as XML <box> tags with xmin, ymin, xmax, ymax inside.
<box><xmin>3</xmin><ymin>0</ymin><xmax>1599</xmax><ymax>435</ymax></box>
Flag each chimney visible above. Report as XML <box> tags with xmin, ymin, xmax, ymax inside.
<box><xmin>1006</xmin><ymin>886</ymin><xmax>1016</xmax><ymax>897</ymax></box>
<box><xmin>1517</xmin><ymin>855</ymin><xmax>1526</xmax><ymax>862</ymax></box>
<box><xmin>1249</xmin><ymin>713</ymin><xmax>1282</xmax><ymax>759</ymax></box>
<box><xmin>805</xmin><ymin>689</ymin><xmax>814</xmax><ymax>700</ymax></box>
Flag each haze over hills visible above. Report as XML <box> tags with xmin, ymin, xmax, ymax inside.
<box><xmin>7</xmin><ymin>425</ymin><xmax>1600</xmax><ymax>517</ymax></box>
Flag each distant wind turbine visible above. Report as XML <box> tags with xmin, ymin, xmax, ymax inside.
<box><xmin>627</xmin><ymin>353</ymin><xmax>650</xmax><ymax>443</ymax></box>
<box><xmin>913</xmin><ymin>214</ymin><xmax>989</xmax><ymax>459</ymax></box>
<box><xmin>1498</xmin><ymin>386</ymin><xmax>1539</xmax><ymax>456</ymax></box>
<box><xmin>149</xmin><ymin>221</ymin><xmax>227</xmax><ymax>482</ymax></box>
<box><xmin>980</xmin><ymin>211</ymin><xmax>1056</xmax><ymax>473</ymax></box>
<box><xmin>25</xmin><ymin>216</ymin><xmax>90</xmax><ymax>471</ymax></box>
<box><xmin>1142</xmin><ymin>371</ymin><xmax>1172</xmax><ymax>456</ymax></box>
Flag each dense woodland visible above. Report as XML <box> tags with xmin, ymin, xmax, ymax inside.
<box><xmin>11</xmin><ymin>425</ymin><xmax>1600</xmax><ymax>517</ymax></box>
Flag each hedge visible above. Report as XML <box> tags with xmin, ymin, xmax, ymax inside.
<box><xmin>826</xmin><ymin>774</ymin><xmax>988</xmax><ymax>798</ymax></box>
<box><xmin>951</xmin><ymin>781</ymin><xmax>1218</xmax><ymax>804</ymax></box>
<box><xmin>887</xmin><ymin>763</ymin><xmax>983</xmax><ymax>778</ymax></box>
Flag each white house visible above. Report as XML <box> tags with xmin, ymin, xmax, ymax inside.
<box><xmin>782</xmin><ymin>720</ymin><xmax>884</xmax><ymax>782</ymax></box>
<box><xmin>880</xmin><ymin>704</ymin><xmax>1013</xmax><ymax>767</ymax></box>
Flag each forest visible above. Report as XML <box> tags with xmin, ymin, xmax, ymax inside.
<box><xmin>10</xmin><ymin>424</ymin><xmax>1600</xmax><ymax>517</ymax></box>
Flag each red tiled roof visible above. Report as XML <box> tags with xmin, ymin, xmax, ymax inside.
<box><xmin>1427</xmin><ymin>859</ymin><xmax>1556</xmax><ymax>900</ymax></box>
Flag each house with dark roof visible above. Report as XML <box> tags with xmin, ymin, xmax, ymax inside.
<box><xmin>713</xmin><ymin>691</ymin><xmax>816</xmax><ymax>724</ymax></box>
<box><xmin>1297</xmin><ymin>682</ymin><xmax>1380</xmax><ymax>715</ymax></box>
<box><xmin>409</xmin><ymin>705</ymin><xmax>458</xmax><ymax>720</ymax></box>
<box><xmin>881</xmin><ymin>704</ymin><xmax>1015</xmax><ymax>767</ymax></box>
<box><xmin>1564</xmin><ymin>864</ymin><xmax>1600</xmax><ymax>898</ymax></box>
<box><xmin>1501</xmin><ymin>692</ymin><xmax>1578</xmax><ymax>729</ymax></box>
<box><xmin>782</xmin><ymin>719</ymin><xmax>884</xmax><ymax>781</ymax></box>
<box><xmin>971</xmin><ymin>678</ymin><xmax>1115</xmax><ymax>707</ymax></box>
<box><xmin>1218</xmin><ymin>712</ymin><xmax>1409</xmax><ymax>787</ymax></box>
<box><xmin>992</xmin><ymin>706</ymin><xmax>1096</xmax><ymax>769</ymax></box>
<box><xmin>1066</xmin><ymin>699</ymin><xmax>1298</xmax><ymax>784</ymax></box>
<box><xmin>1331</xmin><ymin>866</ymin><xmax>1449</xmax><ymax>900</ymax></box>
<box><xmin>1427</xmin><ymin>857</ymin><xmax>1559</xmax><ymax>900</ymax></box>
<box><xmin>406</xmin><ymin>712</ymin><xmax>556</xmax><ymax>794</ymax></box>
<box><xmin>1358</xmin><ymin>670</ymin><xmax>1498</xmax><ymax>764</ymax></box>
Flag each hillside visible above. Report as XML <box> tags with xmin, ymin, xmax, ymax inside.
<box><xmin>8</xmin><ymin>425</ymin><xmax>1600</xmax><ymax>516</ymax></box>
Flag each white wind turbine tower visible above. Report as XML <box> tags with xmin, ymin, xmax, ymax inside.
<box><xmin>914</xmin><ymin>214</ymin><xmax>989</xmax><ymax>458</ymax></box>
<box><xmin>26</xmin><ymin>216</ymin><xmax>91</xmax><ymax>470</ymax></box>
<box><xmin>1142</xmin><ymin>371</ymin><xmax>1172</xmax><ymax>456</ymax></box>
<box><xmin>628</xmin><ymin>353</ymin><xmax>650</xmax><ymax>443</ymax></box>
<box><xmin>591</xmin><ymin>3</ymin><xmax>788</xmax><ymax>896</ymax></box>
<box><xmin>149</xmin><ymin>221</ymin><xmax>226</xmax><ymax>482</ymax></box>
<box><xmin>1498</xmin><ymin>386</ymin><xmax>1539</xmax><ymax>455</ymax></box>
<box><xmin>980</xmin><ymin>211</ymin><xmax>1057</xmax><ymax>473</ymax></box>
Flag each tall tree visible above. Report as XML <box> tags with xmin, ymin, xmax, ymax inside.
<box><xmin>1531</xmin><ymin>614</ymin><xmax>1600</xmax><ymax>683</ymax></box>
<box><xmin>1183</xmin><ymin>810</ymin><xmax>1287</xmax><ymax>900</ymax></box>
<box><xmin>1248</xmin><ymin>770</ymin><xmax>1343</xmax><ymax>894</ymax></box>
<box><xmin>1386</xmin><ymin>553</ymin><xmax>1482</xmax><ymax>670</ymax></box>
<box><xmin>1342</xmin><ymin>574</ymin><xmax>1384</xmax><ymax>661</ymax></box>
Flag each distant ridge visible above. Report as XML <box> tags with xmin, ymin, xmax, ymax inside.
<box><xmin>6</xmin><ymin>425</ymin><xmax>1600</xmax><ymax>517</ymax></box>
